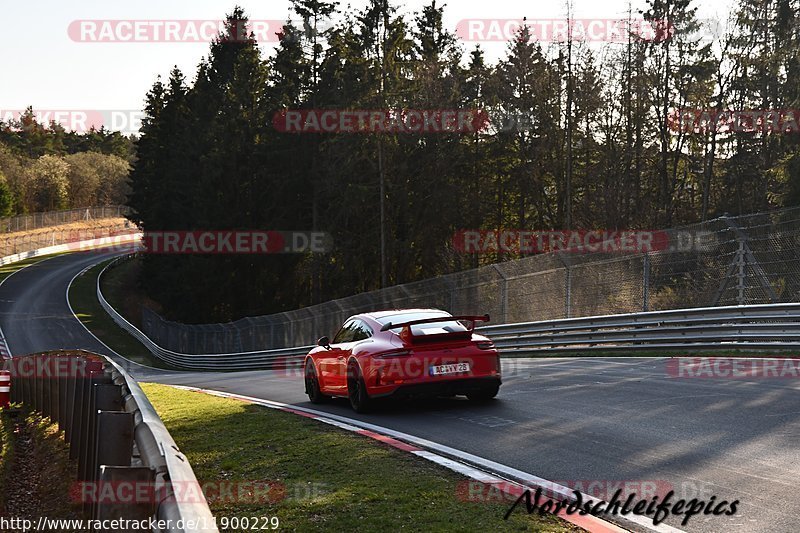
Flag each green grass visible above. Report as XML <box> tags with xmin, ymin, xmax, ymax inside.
<box><xmin>100</xmin><ymin>255</ymin><xmax>147</xmax><ymax>329</ymax></box>
<box><xmin>68</xmin><ymin>260</ymin><xmax>174</xmax><ymax>369</ymax></box>
<box><xmin>142</xmin><ymin>383</ymin><xmax>580</xmax><ymax>533</ymax></box>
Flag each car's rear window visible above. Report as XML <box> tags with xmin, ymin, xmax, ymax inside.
<box><xmin>376</xmin><ymin>312</ymin><xmax>469</xmax><ymax>335</ymax></box>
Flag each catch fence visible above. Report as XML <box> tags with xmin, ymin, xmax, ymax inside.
<box><xmin>0</xmin><ymin>205</ymin><xmax>128</xmax><ymax>233</ymax></box>
<box><xmin>135</xmin><ymin>207</ymin><xmax>800</xmax><ymax>353</ymax></box>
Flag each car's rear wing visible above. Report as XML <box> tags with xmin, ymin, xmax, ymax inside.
<box><xmin>379</xmin><ymin>314</ymin><xmax>490</xmax><ymax>333</ymax></box>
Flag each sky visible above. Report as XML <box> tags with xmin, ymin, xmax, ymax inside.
<box><xmin>1</xmin><ymin>0</ymin><xmax>737</xmax><ymax>131</ymax></box>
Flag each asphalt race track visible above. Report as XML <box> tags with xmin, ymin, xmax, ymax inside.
<box><xmin>1</xmin><ymin>252</ymin><xmax>799</xmax><ymax>533</ymax></box>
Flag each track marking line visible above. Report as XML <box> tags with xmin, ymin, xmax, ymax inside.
<box><xmin>167</xmin><ymin>385</ymin><xmax>686</xmax><ymax>533</ymax></box>
<box><xmin>0</xmin><ymin>254</ymin><xmax>62</xmax><ymax>359</ymax></box>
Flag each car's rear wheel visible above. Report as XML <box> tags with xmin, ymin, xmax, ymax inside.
<box><xmin>466</xmin><ymin>383</ymin><xmax>500</xmax><ymax>402</ymax></box>
<box><xmin>305</xmin><ymin>360</ymin><xmax>327</xmax><ymax>404</ymax></box>
<box><xmin>347</xmin><ymin>362</ymin><xmax>372</xmax><ymax>413</ymax></box>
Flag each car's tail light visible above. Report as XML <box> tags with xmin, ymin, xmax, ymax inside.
<box><xmin>476</xmin><ymin>341</ymin><xmax>495</xmax><ymax>350</ymax></box>
<box><xmin>374</xmin><ymin>349</ymin><xmax>412</xmax><ymax>358</ymax></box>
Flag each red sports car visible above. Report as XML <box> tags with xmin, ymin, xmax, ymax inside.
<box><xmin>303</xmin><ymin>309</ymin><xmax>502</xmax><ymax>412</ymax></box>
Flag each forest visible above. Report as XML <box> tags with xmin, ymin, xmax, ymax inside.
<box><xmin>0</xmin><ymin>109</ymin><xmax>134</xmax><ymax>216</ymax></box>
<box><xmin>124</xmin><ymin>1</ymin><xmax>798</xmax><ymax>322</ymax></box>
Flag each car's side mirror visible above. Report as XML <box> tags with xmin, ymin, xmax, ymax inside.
<box><xmin>317</xmin><ymin>336</ymin><xmax>331</xmax><ymax>349</ymax></box>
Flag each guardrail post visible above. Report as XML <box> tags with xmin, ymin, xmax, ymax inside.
<box><xmin>87</xmin><ymin>409</ymin><xmax>135</xmax><ymax>521</ymax></box>
<box><xmin>94</xmin><ymin>412</ymin><xmax>135</xmax><ymax>487</ymax></box>
<box><xmin>86</xmin><ymin>383</ymin><xmax>125</xmax><ymax>519</ymax></box>
<box><xmin>49</xmin><ymin>355</ymin><xmax>60</xmax><ymax>422</ymax></box>
<box><xmin>95</xmin><ymin>411</ymin><xmax>135</xmax><ymax>463</ymax></box>
<box><xmin>70</xmin><ymin>360</ymin><xmax>104</xmax><ymax>460</ymax></box>
<box><xmin>84</xmin><ymin>383</ymin><xmax>123</xmax><ymax>481</ymax></box>
<box><xmin>34</xmin><ymin>354</ymin><xmax>43</xmax><ymax>412</ymax></box>
<box><xmin>58</xmin><ymin>358</ymin><xmax>72</xmax><ymax>433</ymax></box>
<box><xmin>80</xmin><ymin>371</ymin><xmax>113</xmax><ymax>489</ymax></box>
<box><xmin>40</xmin><ymin>355</ymin><xmax>50</xmax><ymax>417</ymax></box>
<box><xmin>64</xmin><ymin>357</ymin><xmax>88</xmax><ymax>445</ymax></box>
<box><xmin>643</xmin><ymin>253</ymin><xmax>650</xmax><ymax>312</ymax></box>
<box><xmin>94</xmin><ymin>466</ymin><xmax>156</xmax><ymax>528</ymax></box>
<box><xmin>70</xmin><ymin>363</ymin><xmax>87</xmax><ymax>459</ymax></box>
<box><xmin>44</xmin><ymin>354</ymin><xmax>56</xmax><ymax>418</ymax></box>
<box><xmin>737</xmin><ymin>240</ymin><xmax>745</xmax><ymax>305</ymax></box>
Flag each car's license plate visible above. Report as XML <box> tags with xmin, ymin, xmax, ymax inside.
<box><xmin>430</xmin><ymin>362</ymin><xmax>470</xmax><ymax>376</ymax></box>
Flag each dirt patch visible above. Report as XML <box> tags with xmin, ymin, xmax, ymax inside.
<box><xmin>0</xmin><ymin>411</ymin><xmax>81</xmax><ymax>521</ymax></box>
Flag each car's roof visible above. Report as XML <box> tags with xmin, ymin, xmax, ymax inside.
<box><xmin>358</xmin><ymin>308</ymin><xmax>450</xmax><ymax>321</ymax></box>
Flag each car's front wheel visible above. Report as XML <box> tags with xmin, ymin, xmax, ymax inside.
<box><xmin>347</xmin><ymin>362</ymin><xmax>372</xmax><ymax>413</ymax></box>
<box><xmin>305</xmin><ymin>360</ymin><xmax>327</xmax><ymax>404</ymax></box>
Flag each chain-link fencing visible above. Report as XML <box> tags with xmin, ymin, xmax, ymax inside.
<box><xmin>0</xmin><ymin>206</ymin><xmax>127</xmax><ymax>233</ymax></box>
<box><xmin>0</xmin><ymin>206</ymin><xmax>132</xmax><ymax>257</ymax></box>
<box><xmin>137</xmin><ymin>207</ymin><xmax>800</xmax><ymax>354</ymax></box>
<box><xmin>0</xmin><ymin>222</ymin><xmax>135</xmax><ymax>257</ymax></box>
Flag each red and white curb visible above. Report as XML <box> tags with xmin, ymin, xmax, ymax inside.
<box><xmin>0</xmin><ymin>332</ymin><xmax>10</xmax><ymax>360</ymax></box>
<box><xmin>166</xmin><ymin>385</ymin><xmax>685</xmax><ymax>533</ymax></box>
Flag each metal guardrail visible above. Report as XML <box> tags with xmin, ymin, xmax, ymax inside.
<box><xmin>4</xmin><ymin>350</ymin><xmax>218</xmax><ymax>532</ymax></box>
<box><xmin>483</xmin><ymin>303</ymin><xmax>800</xmax><ymax>354</ymax></box>
<box><xmin>134</xmin><ymin>206</ymin><xmax>800</xmax><ymax>354</ymax></box>
<box><xmin>97</xmin><ymin>257</ymin><xmax>311</xmax><ymax>371</ymax></box>
<box><xmin>97</xmin><ymin>256</ymin><xmax>800</xmax><ymax>371</ymax></box>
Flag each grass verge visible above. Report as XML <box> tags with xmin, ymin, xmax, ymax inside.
<box><xmin>142</xmin><ymin>383</ymin><xmax>581</xmax><ymax>533</ymax></box>
<box><xmin>68</xmin><ymin>259</ymin><xmax>174</xmax><ymax>369</ymax></box>
<box><xmin>101</xmin><ymin>255</ymin><xmax>160</xmax><ymax>330</ymax></box>
<box><xmin>0</xmin><ymin>408</ymin><xmax>80</xmax><ymax>520</ymax></box>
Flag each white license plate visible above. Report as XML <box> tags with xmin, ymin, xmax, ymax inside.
<box><xmin>430</xmin><ymin>362</ymin><xmax>470</xmax><ymax>376</ymax></box>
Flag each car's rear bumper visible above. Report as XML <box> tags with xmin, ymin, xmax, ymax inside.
<box><xmin>371</xmin><ymin>376</ymin><xmax>501</xmax><ymax>399</ymax></box>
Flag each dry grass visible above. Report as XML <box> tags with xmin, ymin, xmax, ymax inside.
<box><xmin>0</xmin><ymin>218</ymin><xmax>133</xmax><ymax>256</ymax></box>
